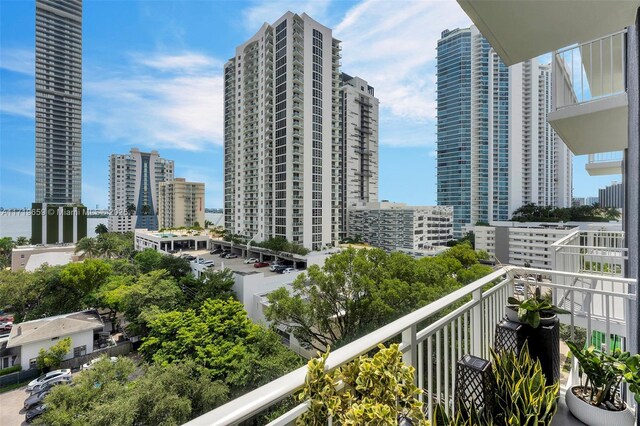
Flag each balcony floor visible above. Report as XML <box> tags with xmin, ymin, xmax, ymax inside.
<box><xmin>552</xmin><ymin>394</ymin><xmax>585</xmax><ymax>426</ymax></box>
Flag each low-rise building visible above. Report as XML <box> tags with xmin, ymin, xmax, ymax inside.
<box><xmin>5</xmin><ymin>311</ymin><xmax>104</xmax><ymax>370</ymax></box>
<box><xmin>134</xmin><ymin>229</ymin><xmax>209</xmax><ymax>253</ymax></box>
<box><xmin>11</xmin><ymin>244</ymin><xmax>79</xmax><ymax>272</ymax></box>
<box><xmin>471</xmin><ymin>222</ymin><xmax>579</xmax><ymax>269</ymax></box>
<box><xmin>157</xmin><ymin>178</ymin><xmax>205</xmax><ymax>229</ymax></box>
<box><xmin>347</xmin><ymin>202</ymin><xmax>453</xmax><ymax>252</ymax></box>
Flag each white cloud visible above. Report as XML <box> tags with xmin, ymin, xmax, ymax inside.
<box><xmin>85</xmin><ymin>51</ymin><xmax>224</xmax><ymax>151</ymax></box>
<box><xmin>0</xmin><ymin>48</ymin><xmax>34</xmax><ymax>75</ymax></box>
<box><xmin>335</xmin><ymin>0</ymin><xmax>470</xmax><ymax>122</ymax></box>
<box><xmin>0</xmin><ymin>95</ymin><xmax>34</xmax><ymax>118</ymax></box>
<box><xmin>241</xmin><ymin>0</ymin><xmax>332</xmax><ymax>32</ymax></box>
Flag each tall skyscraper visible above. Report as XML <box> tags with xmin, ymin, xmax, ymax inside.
<box><xmin>32</xmin><ymin>0</ymin><xmax>86</xmax><ymax>244</ymax></box>
<box><xmin>224</xmin><ymin>12</ymin><xmax>343</xmax><ymax>250</ymax></box>
<box><xmin>338</xmin><ymin>73</ymin><xmax>379</xmax><ymax>240</ymax></box>
<box><xmin>436</xmin><ymin>26</ymin><xmax>572</xmax><ymax>236</ymax></box>
<box><xmin>158</xmin><ymin>178</ymin><xmax>205</xmax><ymax>229</ymax></box>
<box><xmin>108</xmin><ymin>149</ymin><xmax>174</xmax><ymax>232</ymax></box>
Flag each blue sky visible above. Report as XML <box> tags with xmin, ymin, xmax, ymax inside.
<box><xmin>0</xmin><ymin>0</ymin><xmax>619</xmax><ymax>209</ymax></box>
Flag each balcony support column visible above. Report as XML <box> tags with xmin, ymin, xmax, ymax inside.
<box><xmin>625</xmin><ymin>14</ymin><xmax>640</xmax><ymax>369</ymax></box>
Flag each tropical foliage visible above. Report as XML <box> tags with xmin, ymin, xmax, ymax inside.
<box><xmin>512</xmin><ymin>203</ymin><xmax>621</xmax><ymax>222</ymax></box>
<box><xmin>298</xmin><ymin>344</ymin><xmax>427</xmax><ymax>426</ymax></box>
<box><xmin>36</xmin><ymin>337</ymin><xmax>72</xmax><ymax>371</ymax></box>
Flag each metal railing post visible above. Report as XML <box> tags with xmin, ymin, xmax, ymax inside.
<box><xmin>471</xmin><ymin>288</ymin><xmax>483</xmax><ymax>357</ymax></box>
<box><xmin>402</xmin><ymin>324</ymin><xmax>418</xmax><ymax>385</ymax></box>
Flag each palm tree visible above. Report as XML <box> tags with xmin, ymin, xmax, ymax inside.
<box><xmin>95</xmin><ymin>223</ymin><xmax>108</xmax><ymax>235</ymax></box>
<box><xmin>75</xmin><ymin>237</ymin><xmax>99</xmax><ymax>258</ymax></box>
<box><xmin>97</xmin><ymin>235</ymin><xmax>119</xmax><ymax>259</ymax></box>
<box><xmin>126</xmin><ymin>203</ymin><xmax>136</xmax><ymax>216</ymax></box>
<box><xmin>605</xmin><ymin>207</ymin><xmax>621</xmax><ymax>221</ymax></box>
<box><xmin>15</xmin><ymin>236</ymin><xmax>30</xmax><ymax>246</ymax></box>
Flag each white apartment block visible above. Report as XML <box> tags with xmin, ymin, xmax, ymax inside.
<box><xmin>158</xmin><ymin>178</ymin><xmax>205</xmax><ymax>229</ymax></box>
<box><xmin>339</xmin><ymin>73</ymin><xmax>379</xmax><ymax>239</ymax></box>
<box><xmin>223</xmin><ymin>12</ymin><xmax>343</xmax><ymax>251</ymax></box>
<box><xmin>472</xmin><ymin>223</ymin><xmax>578</xmax><ymax>269</ymax></box>
<box><xmin>347</xmin><ymin>202</ymin><xmax>454</xmax><ymax>252</ymax></box>
<box><xmin>108</xmin><ymin>148</ymin><xmax>174</xmax><ymax>232</ymax></box>
<box><xmin>508</xmin><ymin>59</ymin><xmax>574</xmax><ymax>212</ymax></box>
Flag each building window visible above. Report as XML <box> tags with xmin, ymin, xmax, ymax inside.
<box><xmin>73</xmin><ymin>345</ymin><xmax>86</xmax><ymax>357</ymax></box>
<box><xmin>29</xmin><ymin>358</ymin><xmax>37</xmax><ymax>369</ymax></box>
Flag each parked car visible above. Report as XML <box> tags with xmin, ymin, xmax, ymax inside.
<box><xmin>254</xmin><ymin>262</ymin><xmax>270</xmax><ymax>268</ymax></box>
<box><xmin>271</xmin><ymin>265</ymin><xmax>288</xmax><ymax>273</ymax></box>
<box><xmin>81</xmin><ymin>356</ymin><xmax>118</xmax><ymax>371</ymax></box>
<box><xmin>25</xmin><ymin>404</ymin><xmax>47</xmax><ymax>423</ymax></box>
<box><xmin>219</xmin><ymin>252</ymin><xmax>229</xmax><ymax>257</ymax></box>
<box><xmin>225</xmin><ymin>254</ymin><xmax>238</xmax><ymax>259</ymax></box>
<box><xmin>24</xmin><ymin>389</ymin><xmax>50</xmax><ymax>410</ymax></box>
<box><xmin>26</xmin><ymin>369</ymin><xmax>71</xmax><ymax>392</ymax></box>
<box><xmin>184</xmin><ymin>255</ymin><xmax>196</xmax><ymax>261</ymax></box>
<box><xmin>244</xmin><ymin>257</ymin><xmax>258</xmax><ymax>264</ymax></box>
<box><xmin>280</xmin><ymin>268</ymin><xmax>299</xmax><ymax>274</ymax></box>
<box><xmin>30</xmin><ymin>376</ymin><xmax>71</xmax><ymax>394</ymax></box>
<box><xmin>210</xmin><ymin>248</ymin><xmax>222</xmax><ymax>255</ymax></box>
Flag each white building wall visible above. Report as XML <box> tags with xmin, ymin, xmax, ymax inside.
<box><xmin>19</xmin><ymin>330</ymin><xmax>94</xmax><ymax>371</ymax></box>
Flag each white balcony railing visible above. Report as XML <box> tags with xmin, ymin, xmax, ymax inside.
<box><xmin>184</xmin><ymin>266</ymin><xmax>636</xmax><ymax>426</ymax></box>
<box><xmin>554</xmin><ymin>30</ymin><xmax>626</xmax><ymax>109</ymax></box>
<box><xmin>588</xmin><ymin>151</ymin><xmax>624</xmax><ymax>164</ymax></box>
<box><xmin>552</xmin><ymin>230</ymin><xmax>627</xmax><ymax>277</ymax></box>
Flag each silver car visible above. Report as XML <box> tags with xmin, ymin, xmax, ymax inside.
<box><xmin>29</xmin><ymin>376</ymin><xmax>71</xmax><ymax>395</ymax></box>
<box><xmin>26</xmin><ymin>369</ymin><xmax>71</xmax><ymax>391</ymax></box>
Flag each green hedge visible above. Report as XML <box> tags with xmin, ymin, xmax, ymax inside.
<box><xmin>0</xmin><ymin>365</ymin><xmax>22</xmax><ymax>377</ymax></box>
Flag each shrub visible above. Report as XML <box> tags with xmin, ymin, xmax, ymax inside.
<box><xmin>0</xmin><ymin>365</ymin><xmax>22</xmax><ymax>376</ymax></box>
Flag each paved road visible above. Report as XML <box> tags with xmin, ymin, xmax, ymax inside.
<box><xmin>0</xmin><ymin>385</ymin><xmax>29</xmax><ymax>425</ymax></box>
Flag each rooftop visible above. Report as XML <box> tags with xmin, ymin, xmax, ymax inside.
<box><xmin>7</xmin><ymin>310</ymin><xmax>103</xmax><ymax>348</ymax></box>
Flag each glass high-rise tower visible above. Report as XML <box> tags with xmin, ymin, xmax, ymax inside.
<box><xmin>32</xmin><ymin>0</ymin><xmax>86</xmax><ymax>244</ymax></box>
<box><xmin>436</xmin><ymin>26</ymin><xmax>572</xmax><ymax>237</ymax></box>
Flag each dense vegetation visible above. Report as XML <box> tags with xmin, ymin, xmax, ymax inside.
<box><xmin>511</xmin><ymin>203</ymin><xmax>621</xmax><ymax>222</ymax></box>
<box><xmin>266</xmin><ymin>244</ymin><xmax>493</xmax><ymax>351</ymax></box>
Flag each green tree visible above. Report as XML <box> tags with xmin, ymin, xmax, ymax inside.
<box><xmin>134</xmin><ymin>249</ymin><xmax>163</xmax><ymax>273</ymax></box>
<box><xmin>94</xmin><ymin>223</ymin><xmax>108</xmax><ymax>235</ymax></box>
<box><xmin>59</xmin><ymin>259</ymin><xmax>112</xmax><ymax>301</ymax></box>
<box><xmin>180</xmin><ymin>269</ymin><xmax>236</xmax><ymax>307</ymax></box>
<box><xmin>0</xmin><ymin>236</ymin><xmax>15</xmax><ymax>268</ymax></box>
<box><xmin>139</xmin><ymin>298</ymin><xmax>303</xmax><ymax>390</ymax></box>
<box><xmin>36</xmin><ymin>337</ymin><xmax>71</xmax><ymax>371</ymax></box>
<box><xmin>39</xmin><ymin>359</ymin><xmax>228</xmax><ymax>426</ymax></box>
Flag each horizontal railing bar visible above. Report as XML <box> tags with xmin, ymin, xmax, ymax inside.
<box><xmin>555</xmin><ymin>29</ymin><xmax>627</xmax><ymax>55</ymax></box>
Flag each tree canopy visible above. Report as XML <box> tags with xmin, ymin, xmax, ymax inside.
<box><xmin>265</xmin><ymin>245</ymin><xmax>492</xmax><ymax>351</ymax></box>
<box><xmin>511</xmin><ymin>203</ymin><xmax>620</xmax><ymax>222</ymax></box>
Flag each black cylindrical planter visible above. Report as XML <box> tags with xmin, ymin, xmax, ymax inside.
<box><xmin>527</xmin><ymin>317</ymin><xmax>560</xmax><ymax>386</ymax></box>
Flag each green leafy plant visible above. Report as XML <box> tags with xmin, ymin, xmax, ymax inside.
<box><xmin>622</xmin><ymin>353</ymin><xmax>640</xmax><ymax>404</ymax></box>
<box><xmin>507</xmin><ymin>296</ymin><xmax>569</xmax><ymax>328</ymax></box>
<box><xmin>491</xmin><ymin>344</ymin><xmax>559</xmax><ymax>425</ymax></box>
<box><xmin>432</xmin><ymin>403</ymin><xmax>491</xmax><ymax>426</ymax></box>
<box><xmin>297</xmin><ymin>344</ymin><xmax>427</xmax><ymax>425</ymax></box>
<box><xmin>567</xmin><ymin>341</ymin><xmax>629</xmax><ymax>408</ymax></box>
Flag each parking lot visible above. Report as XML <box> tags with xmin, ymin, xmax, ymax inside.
<box><xmin>1</xmin><ymin>385</ymin><xmax>36</xmax><ymax>425</ymax></box>
<box><xmin>181</xmin><ymin>250</ymin><xmax>300</xmax><ymax>276</ymax></box>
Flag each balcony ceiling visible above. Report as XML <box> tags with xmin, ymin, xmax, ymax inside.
<box><xmin>548</xmin><ymin>92</ymin><xmax>628</xmax><ymax>155</ymax></box>
<box><xmin>456</xmin><ymin>0</ymin><xmax>640</xmax><ymax>65</ymax></box>
<box><xmin>585</xmin><ymin>160</ymin><xmax>623</xmax><ymax>176</ymax></box>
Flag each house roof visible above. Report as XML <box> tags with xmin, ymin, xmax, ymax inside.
<box><xmin>6</xmin><ymin>311</ymin><xmax>103</xmax><ymax>348</ymax></box>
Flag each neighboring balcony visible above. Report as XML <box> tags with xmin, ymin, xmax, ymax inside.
<box><xmin>549</xmin><ymin>30</ymin><xmax>628</xmax><ymax>155</ymax></box>
<box><xmin>585</xmin><ymin>151</ymin><xmax>624</xmax><ymax>176</ymax></box>
<box><xmin>184</xmin><ymin>265</ymin><xmax>636</xmax><ymax>426</ymax></box>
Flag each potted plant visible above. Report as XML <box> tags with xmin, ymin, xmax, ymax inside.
<box><xmin>565</xmin><ymin>341</ymin><xmax>634</xmax><ymax>426</ymax></box>
<box><xmin>505</xmin><ymin>292</ymin><xmax>569</xmax><ymax>385</ymax></box>
<box><xmin>506</xmin><ymin>294</ymin><xmax>569</xmax><ymax>328</ymax></box>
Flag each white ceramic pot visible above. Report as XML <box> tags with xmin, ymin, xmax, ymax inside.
<box><xmin>565</xmin><ymin>386</ymin><xmax>634</xmax><ymax>426</ymax></box>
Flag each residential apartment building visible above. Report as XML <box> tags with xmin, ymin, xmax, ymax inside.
<box><xmin>157</xmin><ymin>178</ymin><xmax>205</xmax><ymax>229</ymax></box>
<box><xmin>31</xmin><ymin>0</ymin><xmax>87</xmax><ymax>244</ymax></box>
<box><xmin>347</xmin><ymin>202</ymin><xmax>453</xmax><ymax>252</ymax></box>
<box><xmin>599</xmin><ymin>181</ymin><xmax>624</xmax><ymax>209</ymax></box>
<box><xmin>223</xmin><ymin>12</ymin><xmax>344</xmax><ymax>251</ymax></box>
<box><xmin>108</xmin><ymin>148</ymin><xmax>174</xmax><ymax>232</ymax></box>
<box><xmin>436</xmin><ymin>26</ymin><xmax>572</xmax><ymax>237</ymax></box>
<box><xmin>472</xmin><ymin>223</ymin><xmax>577</xmax><ymax>269</ymax></box>
<box><xmin>339</xmin><ymin>73</ymin><xmax>379</xmax><ymax>239</ymax></box>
